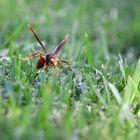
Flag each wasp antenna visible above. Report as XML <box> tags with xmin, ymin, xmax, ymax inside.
<box><xmin>28</xmin><ymin>24</ymin><xmax>47</xmax><ymax>54</ymax></box>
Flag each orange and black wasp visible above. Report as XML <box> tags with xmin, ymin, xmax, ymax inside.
<box><xmin>21</xmin><ymin>24</ymin><xmax>69</xmax><ymax>70</ymax></box>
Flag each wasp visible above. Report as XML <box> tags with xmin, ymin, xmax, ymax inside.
<box><xmin>21</xmin><ymin>24</ymin><xmax>69</xmax><ymax>70</ymax></box>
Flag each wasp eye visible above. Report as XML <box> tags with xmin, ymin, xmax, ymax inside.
<box><xmin>51</xmin><ymin>58</ymin><xmax>55</xmax><ymax>62</ymax></box>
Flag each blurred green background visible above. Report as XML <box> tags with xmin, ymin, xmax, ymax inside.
<box><xmin>0</xmin><ymin>0</ymin><xmax>140</xmax><ymax>56</ymax></box>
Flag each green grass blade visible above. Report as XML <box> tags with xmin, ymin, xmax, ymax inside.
<box><xmin>83</xmin><ymin>33</ymin><xmax>92</xmax><ymax>65</ymax></box>
<box><xmin>123</xmin><ymin>58</ymin><xmax>140</xmax><ymax>104</ymax></box>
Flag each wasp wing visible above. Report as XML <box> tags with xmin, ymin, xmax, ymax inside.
<box><xmin>28</xmin><ymin>24</ymin><xmax>47</xmax><ymax>54</ymax></box>
<box><xmin>53</xmin><ymin>34</ymin><xmax>69</xmax><ymax>56</ymax></box>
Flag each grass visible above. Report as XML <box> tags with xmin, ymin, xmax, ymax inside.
<box><xmin>0</xmin><ymin>0</ymin><xmax>140</xmax><ymax>139</ymax></box>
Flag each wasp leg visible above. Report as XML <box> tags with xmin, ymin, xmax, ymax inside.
<box><xmin>20</xmin><ymin>52</ymin><xmax>43</xmax><ymax>61</ymax></box>
<box><xmin>43</xmin><ymin>63</ymin><xmax>48</xmax><ymax>70</ymax></box>
<box><xmin>58</xmin><ymin>60</ymin><xmax>71</xmax><ymax>68</ymax></box>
